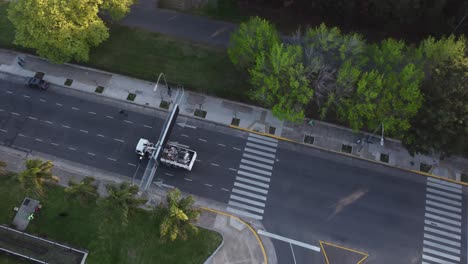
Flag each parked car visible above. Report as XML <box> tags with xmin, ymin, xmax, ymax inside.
<box><xmin>28</xmin><ymin>77</ymin><xmax>49</xmax><ymax>91</ymax></box>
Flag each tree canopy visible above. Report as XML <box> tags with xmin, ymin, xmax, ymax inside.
<box><xmin>7</xmin><ymin>0</ymin><xmax>135</xmax><ymax>63</ymax></box>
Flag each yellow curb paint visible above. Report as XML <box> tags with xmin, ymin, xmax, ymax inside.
<box><xmin>228</xmin><ymin>126</ymin><xmax>466</xmax><ymax>187</ymax></box>
<box><xmin>319</xmin><ymin>241</ymin><xmax>368</xmax><ymax>264</ymax></box>
<box><xmin>200</xmin><ymin>207</ymin><xmax>268</xmax><ymax>264</ymax></box>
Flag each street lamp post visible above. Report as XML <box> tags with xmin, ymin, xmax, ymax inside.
<box><xmin>153</xmin><ymin>72</ymin><xmax>168</xmax><ymax>93</ymax></box>
<box><xmin>380</xmin><ymin>123</ymin><xmax>384</xmax><ymax>146</ymax></box>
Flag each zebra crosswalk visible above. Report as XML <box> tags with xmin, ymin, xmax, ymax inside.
<box><xmin>422</xmin><ymin>177</ymin><xmax>464</xmax><ymax>264</ymax></box>
<box><xmin>227</xmin><ymin>133</ymin><xmax>278</xmax><ymax>220</ymax></box>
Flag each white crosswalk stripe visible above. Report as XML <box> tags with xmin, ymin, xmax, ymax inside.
<box><xmin>230</xmin><ymin>195</ymin><xmax>266</xmax><ymax>207</ymax></box>
<box><xmin>244</xmin><ymin>147</ymin><xmax>276</xmax><ymax>158</ymax></box>
<box><xmin>234</xmin><ymin>182</ymin><xmax>268</xmax><ymax>194</ymax></box>
<box><xmin>241</xmin><ymin>159</ymin><xmax>273</xmax><ymax>170</ymax></box>
<box><xmin>227</xmin><ymin>207</ymin><xmax>263</xmax><ymax>220</ymax></box>
<box><xmin>239</xmin><ymin>165</ymin><xmax>272</xmax><ymax>176</ymax></box>
<box><xmin>236</xmin><ymin>176</ymin><xmax>269</xmax><ymax>189</ymax></box>
<box><xmin>427</xmin><ymin>181</ymin><xmax>462</xmax><ymax>194</ymax></box>
<box><xmin>246</xmin><ymin>142</ymin><xmax>277</xmax><ymax>153</ymax></box>
<box><xmin>249</xmin><ymin>133</ymin><xmax>278</xmax><ymax>142</ymax></box>
<box><xmin>228</xmin><ymin>201</ymin><xmax>264</xmax><ymax>214</ymax></box>
<box><xmin>421</xmin><ymin>177</ymin><xmax>463</xmax><ymax>264</ymax></box>
<box><xmin>238</xmin><ymin>170</ymin><xmax>271</xmax><ymax>182</ymax></box>
<box><xmin>248</xmin><ymin>136</ymin><xmax>278</xmax><ymax>147</ymax></box>
<box><xmin>232</xmin><ymin>189</ymin><xmax>267</xmax><ymax>201</ymax></box>
<box><xmin>242</xmin><ymin>153</ymin><xmax>274</xmax><ymax>164</ymax></box>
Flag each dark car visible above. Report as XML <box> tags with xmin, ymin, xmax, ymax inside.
<box><xmin>28</xmin><ymin>77</ymin><xmax>49</xmax><ymax>91</ymax></box>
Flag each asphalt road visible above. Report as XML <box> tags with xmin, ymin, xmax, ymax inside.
<box><xmin>1</xmin><ymin>79</ymin><xmax>467</xmax><ymax>264</ymax></box>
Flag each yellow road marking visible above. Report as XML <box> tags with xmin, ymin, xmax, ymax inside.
<box><xmin>319</xmin><ymin>241</ymin><xmax>368</xmax><ymax>264</ymax></box>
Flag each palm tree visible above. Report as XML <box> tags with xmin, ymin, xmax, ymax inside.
<box><xmin>101</xmin><ymin>182</ymin><xmax>147</xmax><ymax>226</ymax></box>
<box><xmin>157</xmin><ymin>188</ymin><xmax>200</xmax><ymax>241</ymax></box>
<box><xmin>18</xmin><ymin>159</ymin><xmax>55</xmax><ymax>196</ymax></box>
<box><xmin>65</xmin><ymin>177</ymin><xmax>99</xmax><ymax>204</ymax></box>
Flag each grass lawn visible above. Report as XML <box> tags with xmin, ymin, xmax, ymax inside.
<box><xmin>0</xmin><ymin>1</ymin><xmax>250</xmax><ymax>102</ymax></box>
<box><xmin>0</xmin><ymin>174</ymin><xmax>222</xmax><ymax>264</ymax></box>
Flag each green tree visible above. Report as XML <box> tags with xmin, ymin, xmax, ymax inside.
<box><xmin>7</xmin><ymin>0</ymin><xmax>134</xmax><ymax>63</ymax></box>
<box><xmin>403</xmin><ymin>56</ymin><xmax>468</xmax><ymax>157</ymax></box>
<box><xmin>249</xmin><ymin>43</ymin><xmax>312</xmax><ymax>122</ymax></box>
<box><xmin>65</xmin><ymin>177</ymin><xmax>99</xmax><ymax>204</ymax></box>
<box><xmin>101</xmin><ymin>182</ymin><xmax>147</xmax><ymax>226</ymax></box>
<box><xmin>0</xmin><ymin>161</ymin><xmax>6</xmax><ymax>175</ymax></box>
<box><xmin>157</xmin><ymin>188</ymin><xmax>200</xmax><ymax>242</ymax></box>
<box><xmin>18</xmin><ymin>159</ymin><xmax>55</xmax><ymax>196</ymax></box>
<box><xmin>228</xmin><ymin>16</ymin><xmax>280</xmax><ymax>69</ymax></box>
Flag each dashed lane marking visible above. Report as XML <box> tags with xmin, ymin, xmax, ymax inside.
<box><xmin>6</xmin><ymin>91</ymin><xmax>13</xmax><ymax>94</ymax></box>
<box><xmin>107</xmin><ymin>158</ymin><xmax>117</xmax><ymax>162</ymax></box>
<box><xmin>165</xmin><ymin>173</ymin><xmax>174</xmax><ymax>177</ymax></box>
<box><xmin>55</xmin><ymin>103</ymin><xmax>63</xmax><ymax>106</ymax></box>
<box><xmin>196</xmin><ymin>159</ymin><xmax>202</xmax><ymax>162</ymax></box>
<box><xmin>62</xmin><ymin>125</ymin><xmax>71</xmax><ymax>129</ymax></box>
<box><xmin>198</xmin><ymin>138</ymin><xmax>207</xmax><ymax>142</ymax></box>
<box><xmin>87</xmin><ymin>152</ymin><xmax>96</xmax><ymax>156</ymax></box>
<box><xmin>204</xmin><ymin>183</ymin><xmax>213</xmax><ymax>187</ymax></box>
<box><xmin>127</xmin><ymin>163</ymin><xmax>136</xmax><ymax>166</ymax></box>
<box><xmin>211</xmin><ymin>163</ymin><xmax>220</xmax><ymax>167</ymax></box>
<box><xmin>0</xmin><ymin>129</ymin><xmax>7</xmax><ymax>133</ymax></box>
<box><xmin>144</xmin><ymin>125</ymin><xmax>152</xmax><ymax>128</ymax></box>
<box><xmin>22</xmin><ymin>95</ymin><xmax>30</xmax><ymax>98</ymax></box>
<box><xmin>80</xmin><ymin>130</ymin><xmax>88</xmax><ymax>133</ymax></box>
<box><xmin>105</xmin><ymin>115</ymin><xmax>114</xmax><ymax>119</ymax></box>
<box><xmin>0</xmin><ymin>108</ymin><xmax>4</xmax><ymax>111</ymax></box>
<box><xmin>39</xmin><ymin>99</ymin><xmax>46</xmax><ymax>102</ymax></box>
<box><xmin>217</xmin><ymin>143</ymin><xmax>226</xmax><ymax>147</ymax></box>
<box><xmin>51</xmin><ymin>143</ymin><xmax>59</xmax><ymax>146</ymax></box>
<box><xmin>113</xmin><ymin>138</ymin><xmax>125</xmax><ymax>143</ymax></box>
<box><xmin>124</xmin><ymin>120</ymin><xmax>133</xmax><ymax>124</ymax></box>
<box><xmin>221</xmin><ymin>188</ymin><xmax>230</xmax><ymax>192</ymax></box>
<box><xmin>44</xmin><ymin>121</ymin><xmax>53</xmax><ymax>124</ymax></box>
<box><xmin>18</xmin><ymin>134</ymin><xmax>26</xmax><ymax>137</ymax></box>
<box><xmin>68</xmin><ymin>147</ymin><xmax>77</xmax><ymax>151</ymax></box>
<box><xmin>97</xmin><ymin>134</ymin><xmax>105</xmax><ymax>137</ymax></box>
<box><xmin>184</xmin><ymin>178</ymin><xmax>193</xmax><ymax>181</ymax></box>
<box><xmin>28</xmin><ymin>116</ymin><xmax>38</xmax><ymax>120</ymax></box>
<box><xmin>88</xmin><ymin>111</ymin><xmax>96</xmax><ymax>115</ymax></box>
<box><xmin>72</xmin><ymin>107</ymin><xmax>80</xmax><ymax>110</ymax></box>
<box><xmin>11</xmin><ymin>112</ymin><xmax>20</xmax><ymax>116</ymax></box>
<box><xmin>34</xmin><ymin>138</ymin><xmax>43</xmax><ymax>142</ymax></box>
<box><xmin>232</xmin><ymin>147</ymin><xmax>241</xmax><ymax>151</ymax></box>
<box><xmin>181</xmin><ymin>134</ymin><xmax>189</xmax><ymax>138</ymax></box>
<box><xmin>229</xmin><ymin>168</ymin><xmax>237</xmax><ymax>172</ymax></box>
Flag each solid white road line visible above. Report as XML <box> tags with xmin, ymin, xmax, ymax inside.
<box><xmin>242</xmin><ymin>153</ymin><xmax>274</xmax><ymax>164</ymax></box>
<box><xmin>236</xmin><ymin>176</ymin><xmax>269</xmax><ymax>189</ymax></box>
<box><xmin>425</xmin><ymin>213</ymin><xmax>461</xmax><ymax>226</ymax></box>
<box><xmin>426</xmin><ymin>200</ymin><xmax>462</xmax><ymax>213</ymax></box>
<box><xmin>239</xmin><ymin>165</ymin><xmax>272</xmax><ymax>176</ymax></box>
<box><xmin>248</xmin><ymin>136</ymin><xmax>278</xmax><ymax>147</ymax></box>
<box><xmin>426</xmin><ymin>188</ymin><xmax>462</xmax><ymax>200</ymax></box>
<box><xmin>423</xmin><ymin>240</ymin><xmax>460</xmax><ymax>254</ymax></box>
<box><xmin>234</xmin><ymin>182</ymin><xmax>268</xmax><ymax>194</ymax></box>
<box><xmin>249</xmin><ymin>133</ymin><xmax>278</xmax><ymax>142</ymax></box>
<box><xmin>423</xmin><ymin>247</ymin><xmax>460</xmax><ymax>261</ymax></box>
<box><xmin>257</xmin><ymin>230</ymin><xmax>321</xmax><ymax>252</ymax></box>
<box><xmin>230</xmin><ymin>195</ymin><xmax>265</xmax><ymax>207</ymax></box>
<box><xmin>425</xmin><ymin>220</ymin><xmax>461</xmax><ymax>233</ymax></box>
<box><xmin>427</xmin><ymin>177</ymin><xmax>462</xmax><ymax>189</ymax></box>
<box><xmin>241</xmin><ymin>159</ymin><xmax>273</xmax><ymax>170</ymax></box>
<box><xmin>232</xmin><ymin>188</ymin><xmax>267</xmax><ymax>201</ymax></box>
<box><xmin>422</xmin><ymin>254</ymin><xmax>457</xmax><ymax>264</ymax></box>
<box><xmin>227</xmin><ymin>207</ymin><xmax>262</xmax><ymax>220</ymax></box>
<box><xmin>246</xmin><ymin>142</ymin><xmax>277</xmax><ymax>153</ymax></box>
<box><xmin>426</xmin><ymin>194</ymin><xmax>462</xmax><ymax>207</ymax></box>
<box><xmin>427</xmin><ymin>181</ymin><xmax>462</xmax><ymax>194</ymax></box>
<box><xmin>425</xmin><ymin>226</ymin><xmax>461</xmax><ymax>240</ymax></box>
<box><xmin>238</xmin><ymin>170</ymin><xmax>271</xmax><ymax>182</ymax></box>
<box><xmin>244</xmin><ymin>147</ymin><xmax>275</xmax><ymax>159</ymax></box>
<box><xmin>425</xmin><ymin>206</ymin><xmax>461</xmax><ymax>220</ymax></box>
<box><xmin>228</xmin><ymin>201</ymin><xmax>264</xmax><ymax>214</ymax></box>
<box><xmin>424</xmin><ymin>233</ymin><xmax>461</xmax><ymax>247</ymax></box>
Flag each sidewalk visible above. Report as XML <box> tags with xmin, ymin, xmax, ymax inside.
<box><xmin>0</xmin><ymin>49</ymin><xmax>466</xmax><ymax>181</ymax></box>
<box><xmin>0</xmin><ymin>145</ymin><xmax>275</xmax><ymax>264</ymax></box>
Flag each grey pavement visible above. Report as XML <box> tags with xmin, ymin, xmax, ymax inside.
<box><xmin>0</xmin><ymin>144</ymin><xmax>274</xmax><ymax>264</ymax></box>
<box><xmin>0</xmin><ymin>49</ymin><xmax>466</xmax><ymax>183</ymax></box>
